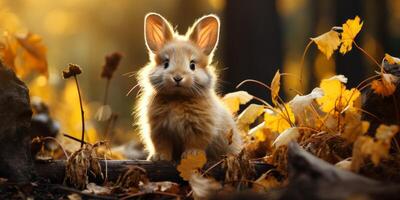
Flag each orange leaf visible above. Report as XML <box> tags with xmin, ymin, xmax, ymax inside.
<box><xmin>16</xmin><ymin>32</ymin><xmax>48</xmax><ymax>78</ymax></box>
<box><xmin>177</xmin><ymin>150</ymin><xmax>207</xmax><ymax>181</ymax></box>
<box><xmin>384</xmin><ymin>53</ymin><xmax>400</xmax><ymax>65</ymax></box>
<box><xmin>370</xmin><ymin>73</ymin><xmax>398</xmax><ymax>97</ymax></box>
<box><xmin>0</xmin><ymin>32</ymin><xmax>18</xmax><ymax>70</ymax></box>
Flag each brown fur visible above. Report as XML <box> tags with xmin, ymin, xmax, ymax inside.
<box><xmin>135</xmin><ymin>13</ymin><xmax>242</xmax><ymax>161</ymax></box>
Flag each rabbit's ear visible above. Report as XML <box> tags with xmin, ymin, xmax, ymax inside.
<box><xmin>188</xmin><ymin>14</ymin><xmax>220</xmax><ymax>55</ymax></box>
<box><xmin>144</xmin><ymin>13</ymin><xmax>173</xmax><ymax>53</ymax></box>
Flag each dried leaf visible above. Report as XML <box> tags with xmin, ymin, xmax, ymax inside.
<box><xmin>222</xmin><ymin>91</ymin><xmax>253</xmax><ymax>113</ymax></box>
<box><xmin>272</xmin><ymin>127</ymin><xmax>300</xmax><ymax>148</ymax></box>
<box><xmin>223</xmin><ymin>152</ymin><xmax>254</xmax><ymax>183</ymax></box>
<box><xmin>95</xmin><ymin>105</ymin><xmax>112</xmax><ymax>121</ymax></box>
<box><xmin>16</xmin><ymin>32</ymin><xmax>48</xmax><ymax>78</ymax></box>
<box><xmin>115</xmin><ymin>166</ymin><xmax>148</xmax><ymax>188</ymax></box>
<box><xmin>339</xmin><ymin>16</ymin><xmax>363</xmax><ymax>54</ymax></box>
<box><xmin>351</xmin><ymin>125</ymin><xmax>398</xmax><ymax>171</ymax></box>
<box><xmin>371</xmin><ymin>73</ymin><xmax>398</xmax><ymax>97</ymax></box>
<box><xmin>248</xmin><ymin>122</ymin><xmax>269</xmax><ymax>142</ymax></box>
<box><xmin>65</xmin><ymin>144</ymin><xmax>104</xmax><ymax>189</ymax></box>
<box><xmin>0</xmin><ymin>32</ymin><xmax>17</xmax><ymax>70</ymax></box>
<box><xmin>237</xmin><ymin>104</ymin><xmax>265</xmax><ymax>132</ymax></box>
<box><xmin>177</xmin><ymin>150</ymin><xmax>207</xmax><ymax>181</ymax></box>
<box><xmin>67</xmin><ymin>193</ymin><xmax>82</xmax><ymax>200</ymax></box>
<box><xmin>384</xmin><ymin>53</ymin><xmax>400</xmax><ymax>65</ymax></box>
<box><xmin>311</xmin><ymin>30</ymin><xmax>341</xmax><ymax>59</ymax></box>
<box><xmin>141</xmin><ymin>181</ymin><xmax>180</xmax><ymax>194</ymax></box>
<box><xmin>83</xmin><ymin>183</ymin><xmax>111</xmax><ymax>195</ymax></box>
<box><xmin>271</xmin><ymin>70</ymin><xmax>281</xmax><ymax>105</ymax></box>
<box><xmin>264</xmin><ymin>104</ymin><xmax>295</xmax><ymax>133</ymax></box>
<box><xmin>189</xmin><ymin>173</ymin><xmax>221</xmax><ymax>199</ymax></box>
<box><xmin>335</xmin><ymin>159</ymin><xmax>352</xmax><ymax>171</ymax></box>
<box><xmin>289</xmin><ymin>87</ymin><xmax>324</xmax><ymax>116</ymax></box>
<box><xmin>342</xmin><ymin>109</ymin><xmax>370</xmax><ymax>142</ymax></box>
<box><xmin>375</xmin><ymin>124</ymin><xmax>399</xmax><ymax>142</ymax></box>
<box><xmin>317</xmin><ymin>75</ymin><xmax>360</xmax><ymax>112</ymax></box>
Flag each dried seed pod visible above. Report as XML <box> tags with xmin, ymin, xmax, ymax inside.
<box><xmin>62</xmin><ymin>63</ymin><xmax>82</xmax><ymax>79</ymax></box>
<box><xmin>101</xmin><ymin>52</ymin><xmax>122</xmax><ymax>79</ymax></box>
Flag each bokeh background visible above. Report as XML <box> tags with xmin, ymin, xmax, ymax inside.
<box><xmin>1</xmin><ymin>0</ymin><xmax>399</xmax><ymax>149</ymax></box>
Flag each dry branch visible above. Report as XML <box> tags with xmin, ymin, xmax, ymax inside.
<box><xmin>34</xmin><ymin>160</ymin><xmax>272</xmax><ymax>184</ymax></box>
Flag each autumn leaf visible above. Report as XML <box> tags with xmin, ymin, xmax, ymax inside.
<box><xmin>222</xmin><ymin>91</ymin><xmax>253</xmax><ymax>113</ymax></box>
<box><xmin>16</xmin><ymin>32</ymin><xmax>48</xmax><ymax>78</ymax></box>
<box><xmin>342</xmin><ymin>109</ymin><xmax>370</xmax><ymax>142</ymax></box>
<box><xmin>271</xmin><ymin>70</ymin><xmax>281</xmax><ymax>105</ymax></box>
<box><xmin>317</xmin><ymin>75</ymin><xmax>360</xmax><ymax>113</ymax></box>
<box><xmin>237</xmin><ymin>104</ymin><xmax>265</xmax><ymax>132</ymax></box>
<box><xmin>0</xmin><ymin>32</ymin><xmax>17</xmax><ymax>70</ymax></box>
<box><xmin>339</xmin><ymin>16</ymin><xmax>363</xmax><ymax>54</ymax></box>
<box><xmin>384</xmin><ymin>53</ymin><xmax>400</xmax><ymax>65</ymax></box>
<box><xmin>375</xmin><ymin>124</ymin><xmax>399</xmax><ymax>142</ymax></box>
<box><xmin>264</xmin><ymin>104</ymin><xmax>295</xmax><ymax>133</ymax></box>
<box><xmin>371</xmin><ymin>72</ymin><xmax>398</xmax><ymax>97</ymax></box>
<box><xmin>351</xmin><ymin>124</ymin><xmax>398</xmax><ymax>171</ymax></box>
<box><xmin>335</xmin><ymin>159</ymin><xmax>352</xmax><ymax>171</ymax></box>
<box><xmin>272</xmin><ymin>127</ymin><xmax>300</xmax><ymax>148</ymax></box>
<box><xmin>311</xmin><ymin>30</ymin><xmax>341</xmax><ymax>59</ymax></box>
<box><xmin>248</xmin><ymin>122</ymin><xmax>269</xmax><ymax>142</ymax></box>
<box><xmin>177</xmin><ymin>150</ymin><xmax>207</xmax><ymax>181</ymax></box>
<box><xmin>289</xmin><ymin>87</ymin><xmax>324</xmax><ymax>116</ymax></box>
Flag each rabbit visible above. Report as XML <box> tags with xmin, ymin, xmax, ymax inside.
<box><xmin>135</xmin><ymin>12</ymin><xmax>242</xmax><ymax>161</ymax></box>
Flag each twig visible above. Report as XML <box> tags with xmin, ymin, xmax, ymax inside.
<box><xmin>103</xmin><ymin>79</ymin><xmax>111</xmax><ymax>106</ymax></box>
<box><xmin>353</xmin><ymin>42</ymin><xmax>382</xmax><ymax>71</ymax></box>
<box><xmin>300</xmin><ymin>40</ymin><xmax>313</xmax><ymax>90</ymax></box>
<box><xmin>120</xmin><ymin>191</ymin><xmax>181</xmax><ymax>200</ymax></box>
<box><xmin>63</xmin><ymin>133</ymin><xmax>87</xmax><ymax>145</ymax></box>
<box><xmin>74</xmin><ymin>75</ymin><xmax>85</xmax><ymax>148</ymax></box>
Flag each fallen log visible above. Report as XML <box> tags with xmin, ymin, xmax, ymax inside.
<box><xmin>34</xmin><ymin>160</ymin><xmax>272</xmax><ymax>184</ymax></box>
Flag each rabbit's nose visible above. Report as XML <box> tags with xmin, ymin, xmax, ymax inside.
<box><xmin>173</xmin><ymin>75</ymin><xmax>183</xmax><ymax>83</ymax></box>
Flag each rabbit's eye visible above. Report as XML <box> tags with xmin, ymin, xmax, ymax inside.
<box><xmin>190</xmin><ymin>60</ymin><xmax>196</xmax><ymax>71</ymax></box>
<box><xmin>163</xmin><ymin>59</ymin><xmax>169</xmax><ymax>69</ymax></box>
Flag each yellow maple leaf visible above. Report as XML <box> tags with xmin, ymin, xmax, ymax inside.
<box><xmin>271</xmin><ymin>70</ymin><xmax>281</xmax><ymax>105</ymax></box>
<box><xmin>317</xmin><ymin>76</ymin><xmax>360</xmax><ymax>113</ymax></box>
<box><xmin>222</xmin><ymin>91</ymin><xmax>253</xmax><ymax>113</ymax></box>
<box><xmin>16</xmin><ymin>32</ymin><xmax>48</xmax><ymax>78</ymax></box>
<box><xmin>237</xmin><ymin>104</ymin><xmax>265</xmax><ymax>132</ymax></box>
<box><xmin>264</xmin><ymin>104</ymin><xmax>295</xmax><ymax>133</ymax></box>
<box><xmin>384</xmin><ymin>53</ymin><xmax>400</xmax><ymax>65</ymax></box>
<box><xmin>339</xmin><ymin>16</ymin><xmax>363</xmax><ymax>54</ymax></box>
<box><xmin>177</xmin><ymin>150</ymin><xmax>207</xmax><ymax>181</ymax></box>
<box><xmin>311</xmin><ymin>30</ymin><xmax>341</xmax><ymax>59</ymax></box>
